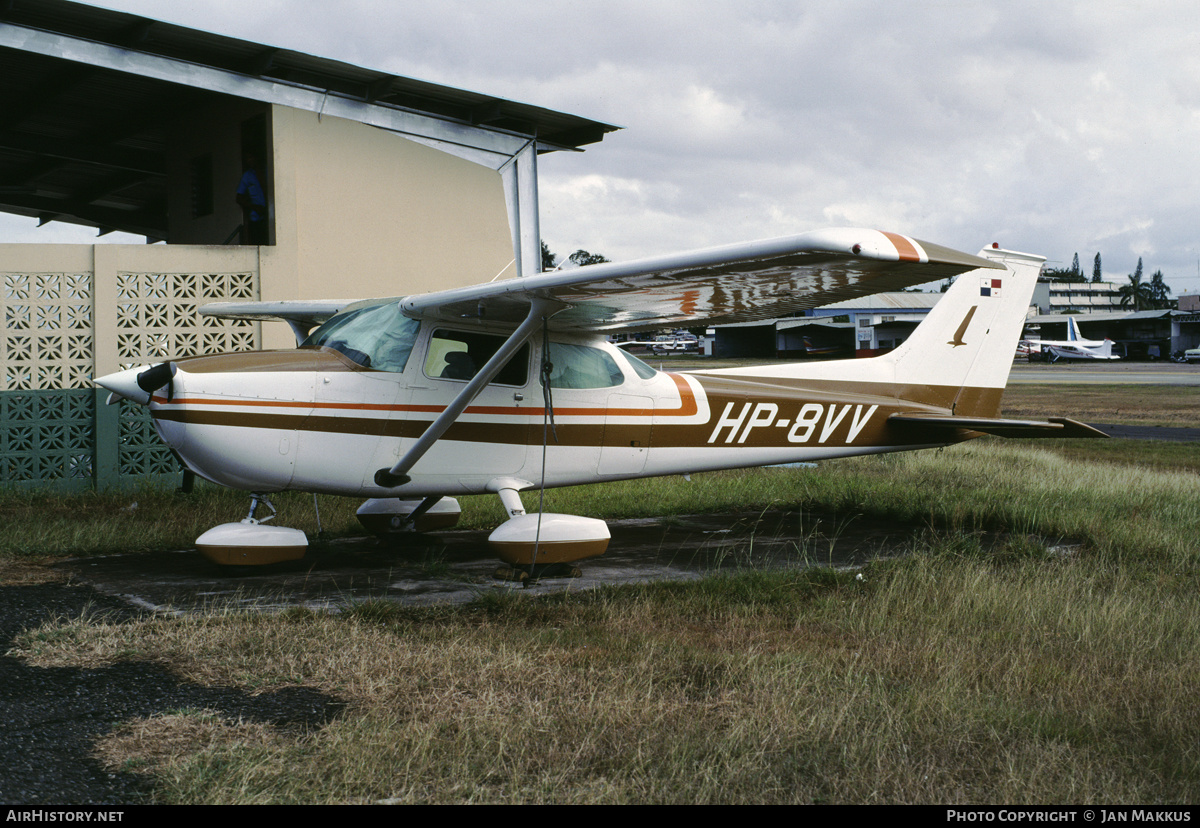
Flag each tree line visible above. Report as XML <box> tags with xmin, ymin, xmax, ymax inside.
<box><xmin>542</xmin><ymin>241</ymin><xmax>609</xmax><ymax>271</ymax></box>
<box><xmin>1041</xmin><ymin>252</ymin><xmax>1173</xmax><ymax>310</ymax></box>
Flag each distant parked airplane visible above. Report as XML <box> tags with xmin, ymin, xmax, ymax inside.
<box><xmin>1028</xmin><ymin>317</ymin><xmax>1119</xmax><ymax>362</ymax></box>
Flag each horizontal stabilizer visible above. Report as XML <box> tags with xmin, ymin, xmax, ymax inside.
<box><xmin>889</xmin><ymin>413</ymin><xmax>1108</xmax><ymax>439</ymax></box>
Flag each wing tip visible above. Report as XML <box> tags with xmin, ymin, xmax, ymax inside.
<box><xmin>910</xmin><ymin>237</ymin><xmax>1006</xmax><ymax>271</ymax></box>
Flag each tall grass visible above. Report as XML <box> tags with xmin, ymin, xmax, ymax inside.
<box><xmin>7</xmin><ymin>438</ymin><xmax>1200</xmax><ymax>803</ymax></box>
<box><xmin>526</xmin><ymin>439</ymin><xmax>1200</xmax><ymax>571</ymax></box>
<box><xmin>0</xmin><ymin>485</ymin><xmax>363</xmax><ymax>558</ymax></box>
<box><xmin>16</xmin><ymin>546</ymin><xmax>1200</xmax><ymax>803</ymax></box>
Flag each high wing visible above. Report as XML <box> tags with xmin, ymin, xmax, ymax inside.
<box><xmin>196</xmin><ymin>229</ymin><xmax>999</xmax><ymax>335</ymax></box>
<box><xmin>200</xmin><ymin>299</ymin><xmax>357</xmax><ymax>344</ymax></box>
<box><xmin>399</xmin><ymin>228</ymin><xmax>1001</xmax><ymax>332</ymax></box>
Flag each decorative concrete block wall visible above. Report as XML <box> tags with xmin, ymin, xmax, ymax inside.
<box><xmin>1</xmin><ymin>245</ymin><xmax>259</xmax><ymax>491</ymax></box>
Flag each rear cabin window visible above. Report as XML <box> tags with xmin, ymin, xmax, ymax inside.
<box><xmin>301</xmin><ymin>302</ymin><xmax>420</xmax><ymax>373</ymax></box>
<box><xmin>547</xmin><ymin>342</ymin><xmax>625</xmax><ymax>389</ymax></box>
<box><xmin>424</xmin><ymin>329</ymin><xmax>530</xmax><ymax>386</ymax></box>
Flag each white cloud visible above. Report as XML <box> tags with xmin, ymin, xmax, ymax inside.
<box><xmin>32</xmin><ymin>0</ymin><xmax>1200</xmax><ymax>294</ymax></box>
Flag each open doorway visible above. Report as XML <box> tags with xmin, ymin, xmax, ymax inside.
<box><xmin>238</xmin><ymin>113</ymin><xmax>272</xmax><ymax>245</ymax></box>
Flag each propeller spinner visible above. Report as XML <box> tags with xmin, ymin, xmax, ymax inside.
<box><xmin>94</xmin><ymin>361</ymin><xmax>177</xmax><ymax>405</ymax></box>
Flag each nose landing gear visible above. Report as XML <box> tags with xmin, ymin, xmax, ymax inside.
<box><xmin>195</xmin><ymin>493</ymin><xmax>308</xmax><ymax>566</ymax></box>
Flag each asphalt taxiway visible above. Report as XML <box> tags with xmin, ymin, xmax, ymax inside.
<box><xmin>57</xmin><ymin>510</ymin><xmax>939</xmax><ymax>615</ymax></box>
<box><xmin>1008</xmin><ymin>361</ymin><xmax>1200</xmax><ymax>385</ymax></box>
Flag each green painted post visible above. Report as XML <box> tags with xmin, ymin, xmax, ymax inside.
<box><xmin>92</xmin><ymin>387</ymin><xmax>121</xmax><ymax>491</ymax></box>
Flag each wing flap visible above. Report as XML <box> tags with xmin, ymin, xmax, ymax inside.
<box><xmin>400</xmin><ymin>228</ymin><xmax>1002</xmax><ymax>332</ymax></box>
<box><xmin>889</xmin><ymin>413</ymin><xmax>1108</xmax><ymax>439</ymax></box>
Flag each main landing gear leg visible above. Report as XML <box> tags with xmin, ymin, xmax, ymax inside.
<box><xmin>245</xmin><ymin>493</ymin><xmax>276</xmax><ymax>524</ymax></box>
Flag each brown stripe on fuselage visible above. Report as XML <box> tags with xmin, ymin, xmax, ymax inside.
<box><xmin>154</xmin><ymin>408</ymin><xmax>536</xmax><ymax>444</ymax></box>
<box><xmin>153</xmin><ymin>372</ymin><xmax>700</xmax><ymax>419</ymax></box>
<box><xmin>880</xmin><ymin>231</ymin><xmax>922</xmax><ymax>262</ymax></box>
<box><xmin>154</xmin><ymin>347</ymin><xmax>998</xmax><ymax>452</ymax></box>
<box><xmin>154</xmin><ymin>393</ymin><xmax>969</xmax><ymax>451</ymax></box>
<box><xmin>154</xmin><ymin>369</ymin><xmax>990</xmax><ymax>451</ymax></box>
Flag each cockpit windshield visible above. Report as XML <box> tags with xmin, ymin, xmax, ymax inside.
<box><xmin>615</xmin><ymin>347</ymin><xmax>659</xmax><ymax>379</ymax></box>
<box><xmin>300</xmin><ymin>301</ymin><xmax>420</xmax><ymax>372</ymax></box>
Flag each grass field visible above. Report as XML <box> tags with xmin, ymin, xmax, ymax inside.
<box><xmin>1001</xmin><ymin>383</ymin><xmax>1200</xmax><ymax>427</ymax></box>
<box><xmin>3</xmin><ymin>382</ymin><xmax>1199</xmax><ymax>803</ymax></box>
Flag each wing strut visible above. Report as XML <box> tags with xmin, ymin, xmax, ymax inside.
<box><xmin>374</xmin><ymin>296</ymin><xmax>562</xmax><ymax>488</ymax></box>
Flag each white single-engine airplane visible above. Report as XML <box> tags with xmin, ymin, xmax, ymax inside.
<box><xmin>1031</xmin><ymin>316</ymin><xmax>1120</xmax><ymax>362</ymax></box>
<box><xmin>95</xmin><ymin>228</ymin><xmax>1105</xmax><ymax>570</ymax></box>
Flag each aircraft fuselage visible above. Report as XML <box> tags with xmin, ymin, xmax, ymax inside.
<box><xmin>145</xmin><ymin>335</ymin><xmax>968</xmax><ymax>499</ymax></box>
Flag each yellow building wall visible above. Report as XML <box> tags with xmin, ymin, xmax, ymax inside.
<box><xmin>262</xmin><ymin>107</ymin><xmax>514</xmax><ymax>349</ymax></box>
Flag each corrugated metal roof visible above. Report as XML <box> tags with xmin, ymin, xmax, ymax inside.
<box><xmin>0</xmin><ymin>0</ymin><xmax>619</xmax><ymax>239</ymax></box>
<box><xmin>777</xmin><ymin>319</ymin><xmax>855</xmax><ymax>331</ymax></box>
<box><xmin>1033</xmin><ymin>310</ymin><xmax>1178</xmax><ymax>324</ymax></box>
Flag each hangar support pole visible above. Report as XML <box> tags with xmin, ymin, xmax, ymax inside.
<box><xmin>501</xmin><ymin>139</ymin><xmax>541</xmax><ymax>278</ymax></box>
<box><xmin>517</xmin><ymin>141</ymin><xmax>541</xmax><ymax>278</ymax></box>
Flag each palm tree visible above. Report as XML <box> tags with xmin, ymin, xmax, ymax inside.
<box><xmin>1119</xmin><ymin>259</ymin><xmax>1152</xmax><ymax>310</ymax></box>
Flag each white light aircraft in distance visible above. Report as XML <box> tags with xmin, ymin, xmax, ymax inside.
<box><xmin>95</xmin><ymin>229</ymin><xmax>1105</xmax><ymax>571</ymax></box>
<box><xmin>1031</xmin><ymin>316</ymin><xmax>1120</xmax><ymax>362</ymax></box>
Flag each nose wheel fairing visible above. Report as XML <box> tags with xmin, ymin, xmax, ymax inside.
<box><xmin>356</xmin><ymin>497</ymin><xmax>462</xmax><ymax>536</ymax></box>
<box><xmin>195</xmin><ymin>495</ymin><xmax>308</xmax><ymax>566</ymax></box>
<box><xmin>196</xmin><ymin>521</ymin><xmax>309</xmax><ymax>566</ymax></box>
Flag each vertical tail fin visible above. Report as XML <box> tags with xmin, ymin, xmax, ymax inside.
<box><xmin>884</xmin><ymin>245</ymin><xmax>1044</xmax><ymax>414</ymax></box>
<box><xmin>1067</xmin><ymin>316</ymin><xmax>1082</xmax><ymax>342</ymax></box>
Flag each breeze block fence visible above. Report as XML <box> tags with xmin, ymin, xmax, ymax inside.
<box><xmin>1</xmin><ymin>244</ymin><xmax>260</xmax><ymax>491</ymax></box>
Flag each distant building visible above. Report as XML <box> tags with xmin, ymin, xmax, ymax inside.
<box><xmin>806</xmin><ymin>292</ymin><xmax>945</xmax><ymax>357</ymax></box>
<box><xmin>713</xmin><ymin>292</ymin><xmax>949</xmax><ymax>359</ymax></box>
<box><xmin>1030</xmin><ymin>279</ymin><xmax>1122</xmax><ymax>314</ymax></box>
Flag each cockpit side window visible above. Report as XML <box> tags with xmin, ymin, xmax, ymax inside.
<box><xmin>300</xmin><ymin>302</ymin><xmax>420</xmax><ymax>373</ymax></box>
<box><xmin>424</xmin><ymin>329</ymin><xmax>530</xmax><ymax>386</ymax></box>
<box><xmin>547</xmin><ymin>342</ymin><xmax>625</xmax><ymax>389</ymax></box>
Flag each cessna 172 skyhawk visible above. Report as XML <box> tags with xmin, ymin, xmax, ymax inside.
<box><xmin>95</xmin><ymin>228</ymin><xmax>1104</xmax><ymax>569</ymax></box>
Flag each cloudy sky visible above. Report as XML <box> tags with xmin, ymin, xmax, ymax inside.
<box><xmin>13</xmin><ymin>0</ymin><xmax>1200</xmax><ymax>294</ymax></box>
